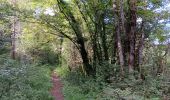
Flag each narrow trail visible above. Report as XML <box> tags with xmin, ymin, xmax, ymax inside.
<box><xmin>51</xmin><ymin>72</ymin><xmax>64</xmax><ymax>100</ymax></box>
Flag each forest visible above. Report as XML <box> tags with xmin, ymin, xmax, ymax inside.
<box><xmin>0</xmin><ymin>0</ymin><xmax>170</xmax><ymax>100</ymax></box>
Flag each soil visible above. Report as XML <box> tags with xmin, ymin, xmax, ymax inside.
<box><xmin>51</xmin><ymin>72</ymin><xmax>64</xmax><ymax>100</ymax></box>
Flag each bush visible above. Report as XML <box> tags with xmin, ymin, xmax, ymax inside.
<box><xmin>55</xmin><ymin>65</ymin><xmax>106</xmax><ymax>100</ymax></box>
<box><xmin>55</xmin><ymin>63</ymin><xmax>170</xmax><ymax>100</ymax></box>
<box><xmin>0</xmin><ymin>57</ymin><xmax>53</xmax><ymax>100</ymax></box>
<box><xmin>27</xmin><ymin>44</ymin><xmax>60</xmax><ymax>65</ymax></box>
<box><xmin>95</xmin><ymin>61</ymin><xmax>121</xmax><ymax>83</ymax></box>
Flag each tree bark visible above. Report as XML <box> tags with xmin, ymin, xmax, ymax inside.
<box><xmin>116</xmin><ymin>25</ymin><xmax>125</xmax><ymax>76</ymax></box>
<box><xmin>11</xmin><ymin>0</ymin><xmax>17</xmax><ymax>60</ymax></box>
<box><xmin>128</xmin><ymin>0</ymin><xmax>137</xmax><ymax>73</ymax></box>
<box><xmin>57</xmin><ymin>0</ymin><xmax>94</xmax><ymax>76</ymax></box>
<box><xmin>135</xmin><ymin>21</ymin><xmax>145</xmax><ymax>72</ymax></box>
<box><xmin>78</xmin><ymin>39</ymin><xmax>94</xmax><ymax>75</ymax></box>
<box><xmin>114</xmin><ymin>0</ymin><xmax>125</xmax><ymax>76</ymax></box>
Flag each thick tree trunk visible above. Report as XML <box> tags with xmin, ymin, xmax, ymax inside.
<box><xmin>116</xmin><ymin>25</ymin><xmax>125</xmax><ymax>76</ymax></box>
<box><xmin>114</xmin><ymin>0</ymin><xmax>125</xmax><ymax>76</ymax></box>
<box><xmin>73</xmin><ymin>22</ymin><xmax>94</xmax><ymax>76</ymax></box>
<box><xmin>135</xmin><ymin>0</ymin><xmax>146</xmax><ymax>79</ymax></box>
<box><xmin>120</xmin><ymin>0</ymin><xmax>126</xmax><ymax>35</ymax></box>
<box><xmin>128</xmin><ymin>0</ymin><xmax>137</xmax><ymax>73</ymax></box>
<box><xmin>78</xmin><ymin>39</ymin><xmax>94</xmax><ymax>75</ymax></box>
<box><xmin>119</xmin><ymin>0</ymin><xmax>130</xmax><ymax>67</ymax></box>
<box><xmin>57</xmin><ymin>0</ymin><xmax>94</xmax><ymax>76</ymax></box>
<box><xmin>111</xmin><ymin>30</ymin><xmax>117</xmax><ymax>64</ymax></box>
<box><xmin>135</xmin><ymin>22</ymin><xmax>145</xmax><ymax>72</ymax></box>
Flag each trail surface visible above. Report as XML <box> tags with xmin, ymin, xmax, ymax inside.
<box><xmin>51</xmin><ymin>72</ymin><xmax>64</xmax><ymax>100</ymax></box>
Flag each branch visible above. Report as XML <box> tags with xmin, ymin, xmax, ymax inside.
<box><xmin>42</xmin><ymin>19</ymin><xmax>80</xmax><ymax>50</ymax></box>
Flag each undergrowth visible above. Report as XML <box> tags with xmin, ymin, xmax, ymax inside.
<box><xmin>0</xmin><ymin>55</ymin><xmax>54</xmax><ymax>100</ymax></box>
<box><xmin>55</xmin><ymin>62</ymin><xmax>170</xmax><ymax>100</ymax></box>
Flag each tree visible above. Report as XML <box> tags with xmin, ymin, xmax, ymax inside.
<box><xmin>17</xmin><ymin>0</ymin><xmax>170</xmax><ymax>77</ymax></box>
<box><xmin>11</xmin><ymin>0</ymin><xmax>17</xmax><ymax>59</ymax></box>
<box><xmin>56</xmin><ymin>0</ymin><xmax>94</xmax><ymax>75</ymax></box>
<box><xmin>128</xmin><ymin>0</ymin><xmax>137</xmax><ymax>73</ymax></box>
<box><xmin>113</xmin><ymin>0</ymin><xmax>125</xmax><ymax>76</ymax></box>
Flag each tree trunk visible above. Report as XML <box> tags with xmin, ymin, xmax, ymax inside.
<box><xmin>11</xmin><ymin>0</ymin><xmax>17</xmax><ymax>60</ymax></box>
<box><xmin>135</xmin><ymin>21</ymin><xmax>145</xmax><ymax>72</ymax></box>
<box><xmin>114</xmin><ymin>0</ymin><xmax>125</xmax><ymax>76</ymax></box>
<box><xmin>116</xmin><ymin>25</ymin><xmax>125</xmax><ymax>76</ymax></box>
<box><xmin>78</xmin><ymin>39</ymin><xmax>94</xmax><ymax>75</ymax></box>
<box><xmin>57</xmin><ymin>0</ymin><xmax>94</xmax><ymax>76</ymax></box>
<box><xmin>111</xmin><ymin>29</ymin><xmax>117</xmax><ymax>64</ymax></box>
<box><xmin>128</xmin><ymin>0</ymin><xmax>137</xmax><ymax>73</ymax></box>
<box><xmin>101</xmin><ymin>13</ymin><xmax>109</xmax><ymax>61</ymax></box>
<box><xmin>119</xmin><ymin>0</ymin><xmax>126</xmax><ymax>35</ymax></box>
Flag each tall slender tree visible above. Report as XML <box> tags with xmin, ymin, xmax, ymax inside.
<box><xmin>11</xmin><ymin>0</ymin><xmax>17</xmax><ymax>59</ymax></box>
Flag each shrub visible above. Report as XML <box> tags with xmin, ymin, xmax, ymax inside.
<box><xmin>55</xmin><ymin>65</ymin><xmax>106</xmax><ymax>100</ymax></box>
<box><xmin>0</xmin><ymin>57</ymin><xmax>53</xmax><ymax>100</ymax></box>
<box><xmin>56</xmin><ymin>63</ymin><xmax>170</xmax><ymax>100</ymax></box>
<box><xmin>27</xmin><ymin>44</ymin><xmax>60</xmax><ymax>65</ymax></box>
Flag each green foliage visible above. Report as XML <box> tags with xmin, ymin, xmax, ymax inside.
<box><xmin>0</xmin><ymin>0</ymin><xmax>170</xmax><ymax>100</ymax></box>
<box><xmin>55</xmin><ymin>60</ymin><xmax>170</xmax><ymax>100</ymax></box>
<box><xmin>0</xmin><ymin>47</ymin><xmax>10</xmax><ymax>55</ymax></box>
<box><xmin>28</xmin><ymin>44</ymin><xmax>59</xmax><ymax>65</ymax></box>
<box><xmin>19</xmin><ymin>22</ymin><xmax>61</xmax><ymax>65</ymax></box>
<box><xmin>55</xmin><ymin>66</ymin><xmax>104</xmax><ymax>100</ymax></box>
<box><xmin>55</xmin><ymin>65</ymin><xmax>69</xmax><ymax>78</ymax></box>
<box><xmin>62</xmin><ymin>75</ymin><xmax>103</xmax><ymax>100</ymax></box>
<box><xmin>94</xmin><ymin>74</ymin><xmax>170</xmax><ymax>100</ymax></box>
<box><xmin>0</xmin><ymin>56</ymin><xmax>53</xmax><ymax>100</ymax></box>
<box><xmin>95</xmin><ymin>62</ymin><xmax>120</xmax><ymax>82</ymax></box>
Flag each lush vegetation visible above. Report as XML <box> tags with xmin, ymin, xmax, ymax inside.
<box><xmin>55</xmin><ymin>61</ymin><xmax>170</xmax><ymax>100</ymax></box>
<box><xmin>0</xmin><ymin>0</ymin><xmax>170</xmax><ymax>100</ymax></box>
<box><xmin>0</xmin><ymin>55</ymin><xmax>54</xmax><ymax>100</ymax></box>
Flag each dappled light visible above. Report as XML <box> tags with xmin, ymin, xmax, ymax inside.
<box><xmin>0</xmin><ymin>0</ymin><xmax>170</xmax><ymax>100</ymax></box>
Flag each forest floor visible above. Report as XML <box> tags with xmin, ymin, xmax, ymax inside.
<box><xmin>51</xmin><ymin>72</ymin><xmax>64</xmax><ymax>100</ymax></box>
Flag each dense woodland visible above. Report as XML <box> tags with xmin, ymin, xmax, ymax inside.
<box><xmin>0</xmin><ymin>0</ymin><xmax>170</xmax><ymax>100</ymax></box>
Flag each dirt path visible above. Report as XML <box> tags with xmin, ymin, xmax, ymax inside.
<box><xmin>51</xmin><ymin>72</ymin><xmax>64</xmax><ymax>100</ymax></box>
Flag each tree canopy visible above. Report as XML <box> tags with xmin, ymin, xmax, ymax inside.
<box><xmin>0</xmin><ymin>0</ymin><xmax>170</xmax><ymax>99</ymax></box>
